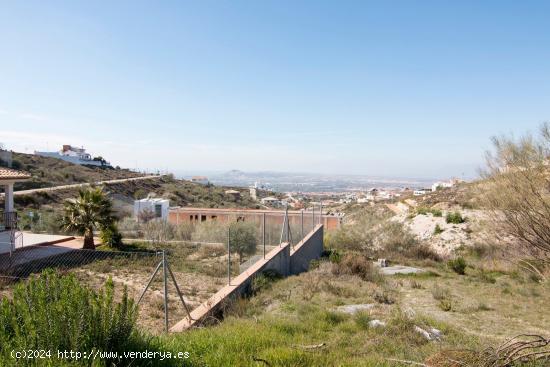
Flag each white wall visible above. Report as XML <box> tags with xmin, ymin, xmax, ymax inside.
<box><xmin>133</xmin><ymin>199</ymin><xmax>169</xmax><ymax>221</ymax></box>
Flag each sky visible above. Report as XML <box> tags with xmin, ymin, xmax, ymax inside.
<box><xmin>1</xmin><ymin>1</ymin><xmax>549</xmax><ymax>180</ymax></box>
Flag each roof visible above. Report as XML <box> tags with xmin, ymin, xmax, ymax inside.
<box><xmin>224</xmin><ymin>190</ymin><xmax>240</xmax><ymax>194</ymax></box>
<box><xmin>136</xmin><ymin>197</ymin><xmax>169</xmax><ymax>203</ymax></box>
<box><xmin>0</xmin><ymin>167</ymin><xmax>31</xmax><ymax>181</ymax></box>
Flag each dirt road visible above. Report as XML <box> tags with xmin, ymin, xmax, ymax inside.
<box><xmin>1</xmin><ymin>175</ymin><xmax>162</xmax><ymax>197</ymax></box>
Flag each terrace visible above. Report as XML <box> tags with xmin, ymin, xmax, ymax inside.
<box><xmin>0</xmin><ymin>167</ymin><xmax>31</xmax><ymax>251</ymax></box>
<box><xmin>0</xmin><ymin>167</ymin><xmax>72</xmax><ymax>254</ymax></box>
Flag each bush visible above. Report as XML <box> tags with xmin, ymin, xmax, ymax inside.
<box><xmin>433</xmin><ymin>224</ymin><xmax>444</xmax><ymax>235</ymax></box>
<box><xmin>432</xmin><ymin>209</ymin><xmax>443</xmax><ymax>217</ymax></box>
<box><xmin>328</xmin><ymin>250</ymin><xmax>342</xmax><ymax>264</ymax></box>
<box><xmin>438</xmin><ymin>298</ymin><xmax>453</xmax><ymax>312</ymax></box>
<box><xmin>332</xmin><ymin>253</ymin><xmax>383</xmax><ymax>283</ymax></box>
<box><xmin>373</xmin><ymin>288</ymin><xmax>396</xmax><ymax>304</ymax></box>
<box><xmin>324</xmin><ymin>207</ymin><xmax>392</xmax><ymax>251</ymax></box>
<box><xmin>0</xmin><ymin>270</ymin><xmax>136</xmax><ymax>362</ymax></box>
<box><xmin>448</xmin><ymin>257</ymin><xmax>467</xmax><ymax>275</ymax></box>
<box><xmin>416</xmin><ymin>207</ymin><xmax>442</xmax><ymax>217</ymax></box>
<box><xmin>446</xmin><ymin>211</ymin><xmax>465</xmax><ymax>224</ymax></box>
<box><xmin>252</xmin><ymin>270</ymin><xmax>281</xmax><ymax>294</ymax></box>
<box><xmin>100</xmin><ymin>223</ymin><xmax>124</xmax><ymax>248</ymax></box>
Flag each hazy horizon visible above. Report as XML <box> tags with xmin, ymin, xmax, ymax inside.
<box><xmin>1</xmin><ymin>1</ymin><xmax>548</xmax><ymax>178</ymax></box>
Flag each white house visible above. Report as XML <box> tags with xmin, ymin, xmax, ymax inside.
<box><xmin>134</xmin><ymin>198</ymin><xmax>170</xmax><ymax>221</ymax></box>
<box><xmin>261</xmin><ymin>196</ymin><xmax>282</xmax><ymax>207</ymax></box>
<box><xmin>35</xmin><ymin>145</ymin><xmax>109</xmax><ymax>166</ymax></box>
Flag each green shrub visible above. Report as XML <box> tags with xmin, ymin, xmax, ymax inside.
<box><xmin>446</xmin><ymin>211</ymin><xmax>465</xmax><ymax>224</ymax></box>
<box><xmin>328</xmin><ymin>250</ymin><xmax>342</xmax><ymax>264</ymax></box>
<box><xmin>416</xmin><ymin>207</ymin><xmax>429</xmax><ymax>215</ymax></box>
<box><xmin>438</xmin><ymin>298</ymin><xmax>453</xmax><ymax>312</ymax></box>
<box><xmin>433</xmin><ymin>224</ymin><xmax>444</xmax><ymax>235</ymax></box>
<box><xmin>322</xmin><ymin>310</ymin><xmax>346</xmax><ymax>325</ymax></box>
<box><xmin>354</xmin><ymin>311</ymin><xmax>371</xmax><ymax>330</ymax></box>
<box><xmin>252</xmin><ymin>270</ymin><xmax>281</xmax><ymax>294</ymax></box>
<box><xmin>448</xmin><ymin>257</ymin><xmax>467</xmax><ymax>275</ymax></box>
<box><xmin>476</xmin><ymin>269</ymin><xmax>497</xmax><ymax>284</ymax></box>
<box><xmin>100</xmin><ymin>223</ymin><xmax>124</xmax><ymax>248</ymax></box>
<box><xmin>417</xmin><ymin>207</ymin><xmax>442</xmax><ymax>217</ymax></box>
<box><xmin>0</xmin><ymin>270</ymin><xmax>136</xmax><ymax>363</ymax></box>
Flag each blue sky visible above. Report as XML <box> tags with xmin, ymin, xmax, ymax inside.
<box><xmin>1</xmin><ymin>1</ymin><xmax>548</xmax><ymax>179</ymax></box>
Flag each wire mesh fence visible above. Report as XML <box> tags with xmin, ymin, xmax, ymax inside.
<box><xmin>0</xmin><ymin>242</ymin><xmax>226</xmax><ymax>333</ymax></box>
<box><xmin>0</xmin><ymin>205</ymin><xmax>325</xmax><ymax>333</ymax></box>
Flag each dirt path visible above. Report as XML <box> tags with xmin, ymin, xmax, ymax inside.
<box><xmin>0</xmin><ymin>175</ymin><xmax>162</xmax><ymax>197</ymax></box>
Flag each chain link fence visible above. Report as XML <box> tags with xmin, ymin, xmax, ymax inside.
<box><xmin>0</xmin><ymin>205</ymin><xmax>324</xmax><ymax>333</ymax></box>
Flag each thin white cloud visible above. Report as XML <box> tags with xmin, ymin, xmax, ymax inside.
<box><xmin>17</xmin><ymin>113</ymin><xmax>49</xmax><ymax>122</ymax></box>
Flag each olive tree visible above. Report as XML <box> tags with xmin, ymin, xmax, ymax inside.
<box><xmin>229</xmin><ymin>221</ymin><xmax>257</xmax><ymax>263</ymax></box>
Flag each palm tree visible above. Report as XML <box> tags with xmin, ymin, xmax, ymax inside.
<box><xmin>61</xmin><ymin>187</ymin><xmax>114</xmax><ymax>249</ymax></box>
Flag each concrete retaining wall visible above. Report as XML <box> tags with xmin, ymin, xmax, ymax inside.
<box><xmin>290</xmin><ymin>224</ymin><xmax>324</xmax><ymax>275</ymax></box>
<box><xmin>170</xmin><ymin>224</ymin><xmax>324</xmax><ymax>332</ymax></box>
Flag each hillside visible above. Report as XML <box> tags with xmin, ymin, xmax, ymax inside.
<box><xmin>7</xmin><ymin>152</ymin><xmax>143</xmax><ymax>190</ymax></box>
<box><xmin>0</xmin><ymin>151</ymin><xmax>266</xmax><ymax>211</ymax></box>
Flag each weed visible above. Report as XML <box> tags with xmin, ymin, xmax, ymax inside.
<box><xmin>323</xmin><ymin>310</ymin><xmax>347</xmax><ymax>325</ymax></box>
<box><xmin>448</xmin><ymin>257</ymin><xmax>467</xmax><ymax>275</ymax></box>
<box><xmin>476</xmin><ymin>269</ymin><xmax>497</xmax><ymax>284</ymax></box>
<box><xmin>438</xmin><ymin>298</ymin><xmax>453</xmax><ymax>312</ymax></box>
<box><xmin>446</xmin><ymin>211</ymin><xmax>466</xmax><ymax>224</ymax></box>
<box><xmin>354</xmin><ymin>311</ymin><xmax>371</xmax><ymax>330</ymax></box>
<box><xmin>433</xmin><ymin>224</ymin><xmax>444</xmax><ymax>235</ymax></box>
<box><xmin>431</xmin><ymin>285</ymin><xmax>451</xmax><ymax>301</ymax></box>
<box><xmin>252</xmin><ymin>270</ymin><xmax>281</xmax><ymax>294</ymax></box>
<box><xmin>373</xmin><ymin>288</ymin><xmax>396</xmax><ymax>304</ymax></box>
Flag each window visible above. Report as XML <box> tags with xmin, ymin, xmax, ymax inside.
<box><xmin>155</xmin><ymin>204</ymin><xmax>162</xmax><ymax>217</ymax></box>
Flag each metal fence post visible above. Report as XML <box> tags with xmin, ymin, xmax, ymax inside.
<box><xmin>262</xmin><ymin>212</ymin><xmax>266</xmax><ymax>259</ymax></box>
<box><xmin>227</xmin><ymin>227</ymin><xmax>231</xmax><ymax>285</ymax></box>
<box><xmin>162</xmin><ymin>250</ymin><xmax>169</xmax><ymax>333</ymax></box>
<box><xmin>301</xmin><ymin>209</ymin><xmax>304</xmax><ymax>240</ymax></box>
<box><xmin>319</xmin><ymin>201</ymin><xmax>323</xmax><ymax>225</ymax></box>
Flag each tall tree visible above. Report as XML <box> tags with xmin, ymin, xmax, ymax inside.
<box><xmin>61</xmin><ymin>187</ymin><xmax>115</xmax><ymax>249</ymax></box>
